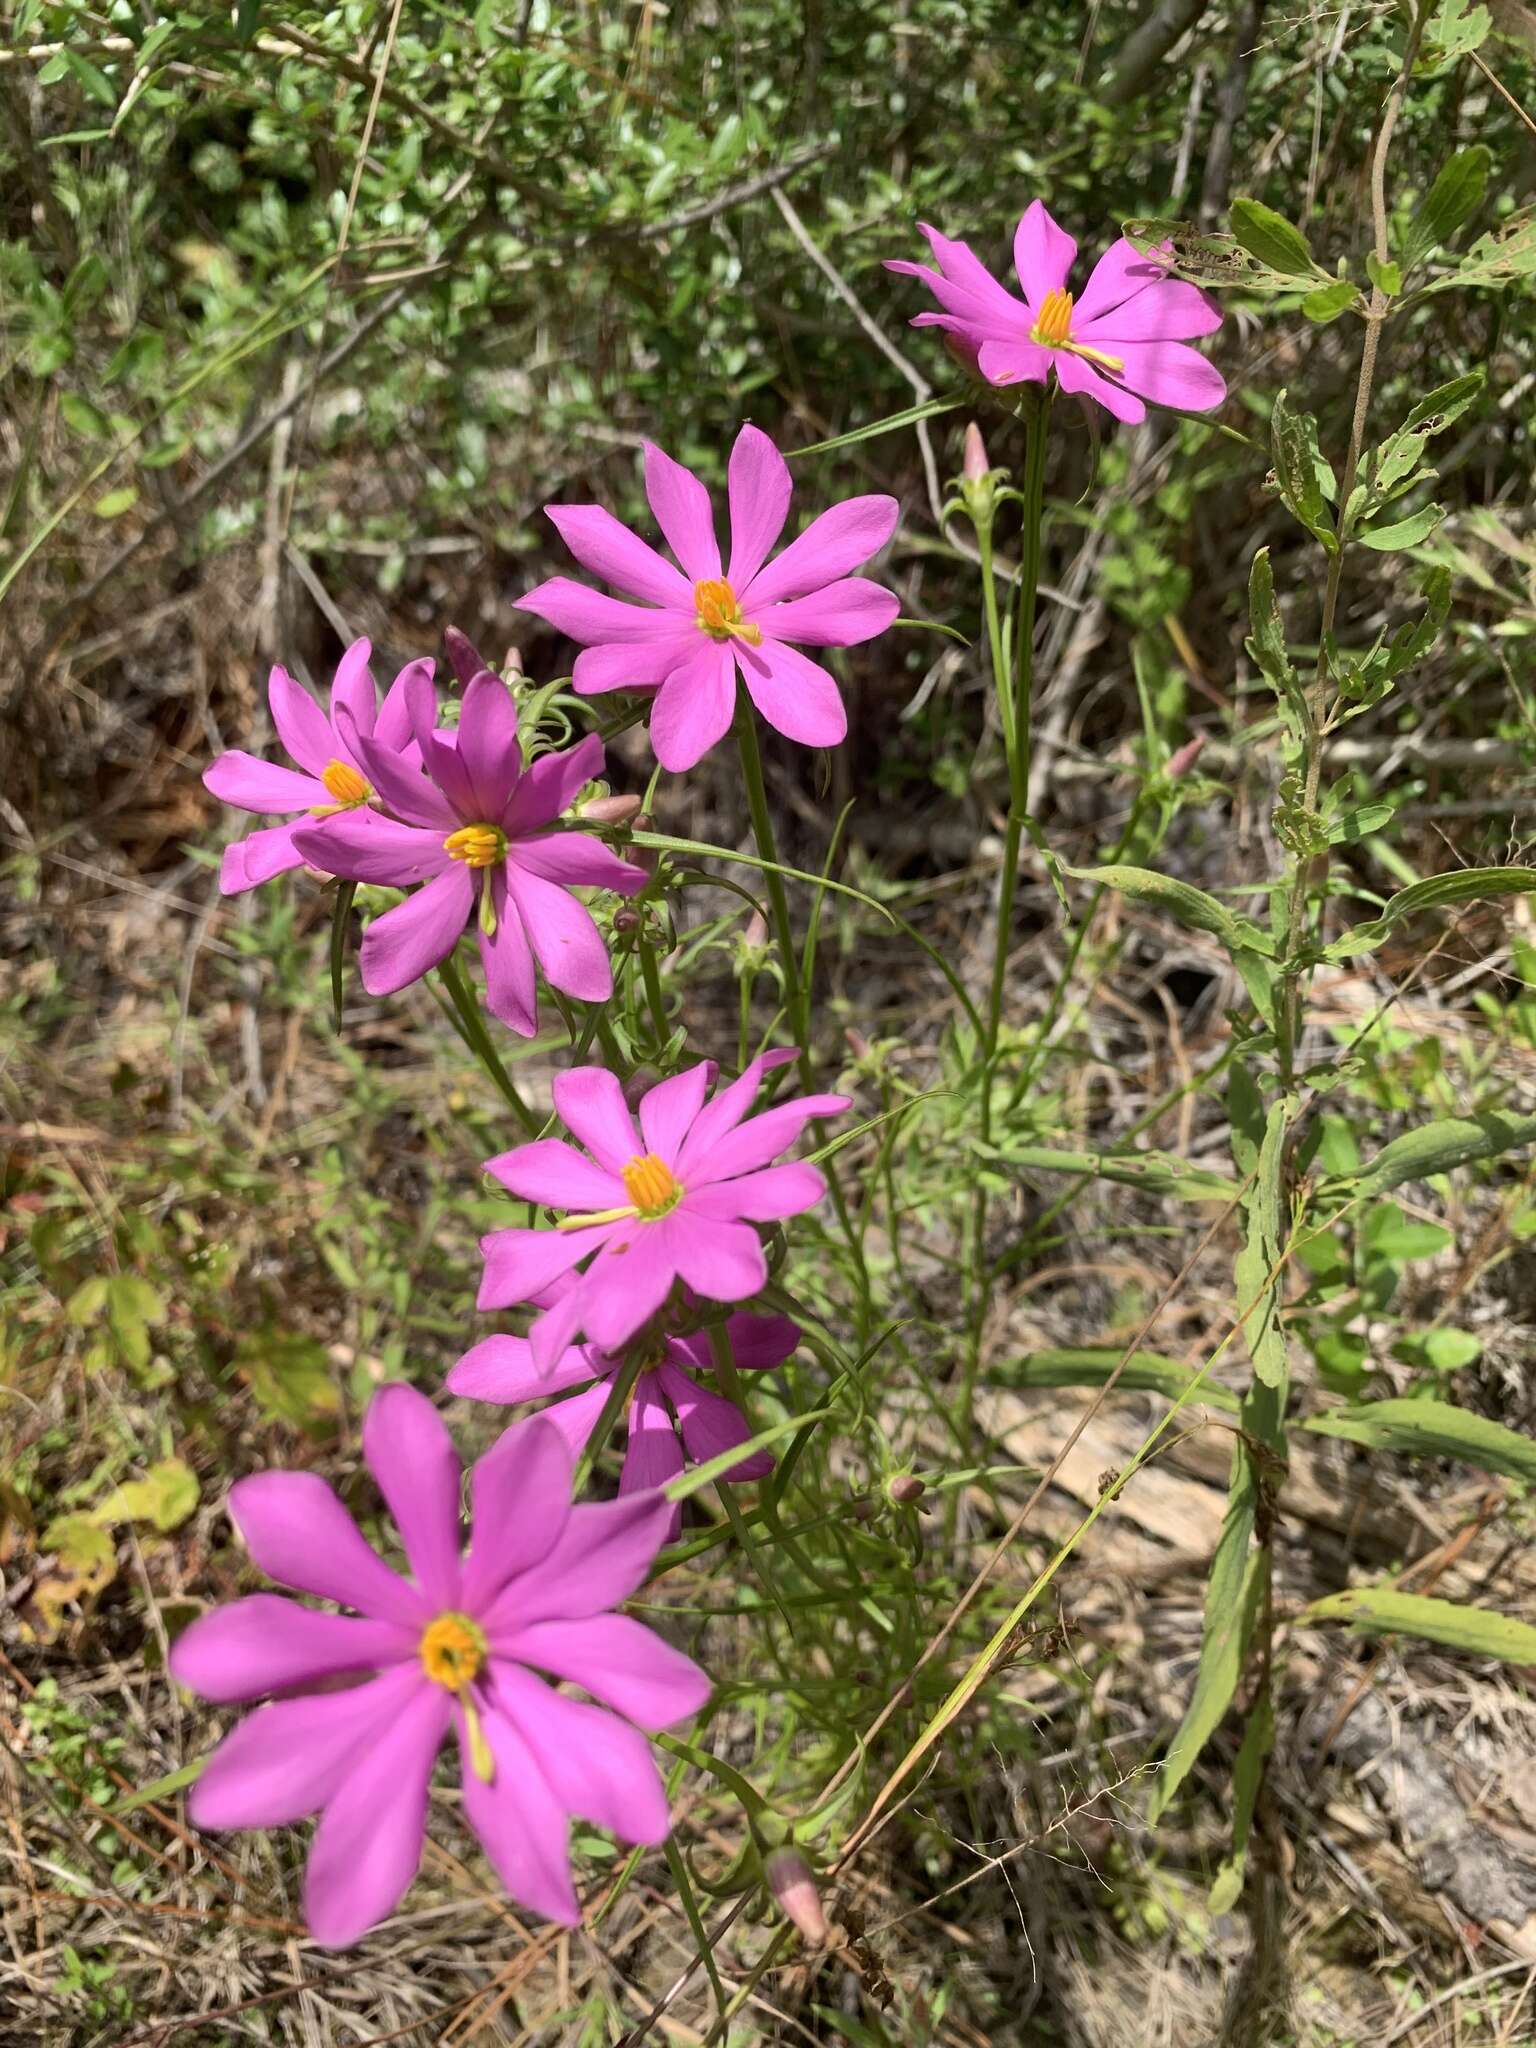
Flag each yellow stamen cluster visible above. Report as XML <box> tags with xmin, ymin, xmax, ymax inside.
<box><xmin>621</xmin><ymin>1152</ymin><xmax>682</xmax><ymax>1218</ymax></box>
<box><xmin>444</xmin><ymin>822</ymin><xmax>506</xmax><ymax>868</ymax></box>
<box><xmin>308</xmin><ymin>757</ymin><xmax>372</xmax><ymax>817</ymax></box>
<box><xmin>420</xmin><ymin>1611</ymin><xmax>486</xmax><ymax>1688</ymax></box>
<box><xmin>694</xmin><ymin>577</ymin><xmax>763</xmax><ymax>647</ymax></box>
<box><xmin>1028</xmin><ymin>285</ymin><xmax>1125</xmax><ymax>374</ymax></box>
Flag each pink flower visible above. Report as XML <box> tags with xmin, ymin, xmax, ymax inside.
<box><xmin>478</xmin><ymin>1053</ymin><xmax>849</xmax><ymax>1370</ymax></box>
<box><xmin>203</xmin><ymin>639</ymin><xmax>434</xmax><ymax>894</ymax></box>
<box><xmin>886</xmin><ymin>200</ymin><xmax>1225</xmax><ymax>424</ymax></box>
<box><xmin>169</xmin><ymin>1385</ymin><xmax>708</xmax><ymax>1947</ymax></box>
<box><xmin>516</xmin><ymin>426</ymin><xmax>900</xmax><ymax>772</ymax></box>
<box><xmin>449</xmin><ymin>1302</ymin><xmax>801</xmax><ymax>1539</ymax></box>
<box><xmin>290</xmin><ymin>672</ymin><xmax>646</xmax><ymax>1035</ymax></box>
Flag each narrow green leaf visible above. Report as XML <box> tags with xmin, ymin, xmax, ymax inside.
<box><xmin>330</xmin><ymin>880</ymin><xmax>357</xmax><ymax>1029</ymax></box>
<box><xmin>997</xmin><ymin>1347</ymin><xmax>1241</xmax><ymax>1413</ymax></box>
<box><xmin>1067</xmin><ymin>864</ymin><xmax>1276</xmax><ymax>957</ymax></box>
<box><xmin>1302</xmin><ymin>1586</ymin><xmax>1536</xmax><ymax>1664</ymax></box>
<box><xmin>1353</xmin><ymin>1108</ymin><xmax>1536</xmax><ymax>1196</ymax></box>
<box><xmin>788</xmin><ymin>395</ymin><xmax>964</xmax><ymax>459</ymax></box>
<box><xmin>1247</xmin><ymin>546</ymin><xmax>1308</xmax><ymax>740</ymax></box>
<box><xmin>1326</xmin><ymin>867</ymin><xmax>1533</xmax><ymax>960</ymax></box>
<box><xmin>1234</xmin><ymin>1102</ymin><xmax>1289</xmax><ymax>1388</ymax></box>
<box><xmin>1404</xmin><ymin>146</ymin><xmax>1490</xmax><ymax>271</ymax></box>
<box><xmin>632</xmin><ymin>830</ymin><xmax>897</xmax><ymax>924</ymax></box>
<box><xmin>1270</xmin><ymin>391</ymin><xmax>1337</xmax><ymax>551</ymax></box>
<box><xmin>1302</xmin><ymin>1398</ymin><xmax>1536</xmax><ymax>1484</ymax></box>
<box><xmin>1208</xmin><ymin>1690</ymin><xmax>1274</xmax><ymax>1912</ymax></box>
<box><xmin>1230</xmin><ymin>197</ymin><xmax>1318</xmax><ymax>278</ymax></box>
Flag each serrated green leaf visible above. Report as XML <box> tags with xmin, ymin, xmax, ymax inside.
<box><xmin>1066</xmin><ymin>864</ymin><xmax>1276</xmax><ymax>957</ymax></box>
<box><xmin>1353</xmin><ymin>1108</ymin><xmax>1536</xmax><ymax>1196</ymax></box>
<box><xmin>1403</xmin><ymin>145</ymin><xmax>1490</xmax><ymax>271</ymax></box>
<box><xmin>1302</xmin><ymin>1586</ymin><xmax>1536</xmax><ymax>1663</ymax></box>
<box><xmin>1302</xmin><ymin>1398</ymin><xmax>1536</xmax><ymax>1483</ymax></box>
<box><xmin>1326</xmin><ymin>867</ymin><xmax>1533</xmax><ymax>959</ymax></box>
<box><xmin>1230</xmin><ymin>197</ymin><xmax>1318</xmax><ymax>278</ymax></box>
<box><xmin>997</xmin><ymin>1348</ymin><xmax>1241</xmax><ymax>1413</ymax></box>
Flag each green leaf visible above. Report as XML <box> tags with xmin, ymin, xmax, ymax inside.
<box><xmin>1270</xmin><ymin>391</ymin><xmax>1336</xmax><ymax>552</ymax></box>
<box><xmin>632</xmin><ymin>830</ymin><xmax>896</xmax><ymax>923</ymax></box>
<box><xmin>1246</xmin><ymin>547</ymin><xmax>1308</xmax><ymax>741</ymax></box>
<box><xmin>1423</xmin><ymin>0</ymin><xmax>1492</xmax><ymax>67</ymax></box>
<box><xmin>236</xmin><ymin>1330</ymin><xmax>341</xmax><ymax>1434</ymax></box>
<box><xmin>1147</xmin><ymin>1445</ymin><xmax>1266</xmax><ymax>1819</ymax></box>
<box><xmin>93</xmin><ymin>485</ymin><xmax>139</xmax><ymax>518</ymax></box>
<box><xmin>1402</xmin><ymin>145</ymin><xmax>1490</xmax><ymax>270</ymax></box>
<box><xmin>1363</xmin><ymin>1201</ymin><xmax>1453</xmax><ymax>1263</ymax></box>
<box><xmin>986</xmin><ymin>1142</ymin><xmax>1235</xmax><ymax>1202</ymax></box>
<box><xmin>330</xmin><ymin>879</ymin><xmax>357</xmax><ymax>1030</ymax></box>
<box><xmin>1208</xmin><ymin>1690</ymin><xmax>1274</xmax><ymax>1913</ymax></box>
<box><xmin>94</xmin><ymin>1457</ymin><xmax>200</xmax><ymax>1532</ymax></box>
<box><xmin>1326</xmin><ymin>867</ymin><xmax>1534</xmax><ymax>959</ymax></box>
<box><xmin>108</xmin><ymin>1758</ymin><xmax>206</xmax><ymax>1816</ymax></box>
<box><xmin>1066</xmin><ymin>864</ymin><xmax>1275</xmax><ymax>957</ymax></box>
<box><xmin>1302</xmin><ymin>1586</ymin><xmax>1536</xmax><ymax>1664</ymax></box>
<box><xmin>996</xmin><ymin>1347</ymin><xmax>1241</xmax><ymax>1413</ymax></box>
<box><xmin>1302</xmin><ymin>1398</ymin><xmax>1536</xmax><ymax>1484</ymax></box>
<box><xmin>788</xmin><ymin>394</ymin><xmax>965</xmax><ymax>459</ymax></box>
<box><xmin>1365</xmin><ymin>253</ymin><xmax>1402</xmax><ymax>297</ymax></box>
<box><xmin>1356</xmin><ymin>503</ymin><xmax>1444</xmax><ymax>551</ymax></box>
<box><xmin>42</xmin><ymin>1514</ymin><xmax>117</xmax><ymax>1583</ymax></box>
<box><xmin>1327</xmin><ymin>801</ymin><xmax>1396</xmax><ymax>844</ymax></box>
<box><xmin>60</xmin><ymin>392</ymin><xmax>111</xmax><ymax>438</ymax></box>
<box><xmin>64</xmin><ymin>47</ymin><xmax>119</xmax><ymax>107</ymax></box>
<box><xmin>1234</xmin><ymin>1102</ymin><xmax>1289</xmax><ymax>1388</ymax></box>
<box><xmin>1333</xmin><ymin>566</ymin><xmax>1451</xmax><ymax>712</ymax></box>
<box><xmin>1300</xmin><ymin>279</ymin><xmax>1358</xmax><ymax>324</ymax></box>
<box><xmin>1353</xmin><ymin>1109</ymin><xmax>1536</xmax><ymax>1197</ymax></box>
<box><xmin>1230</xmin><ymin>198</ymin><xmax>1318</xmax><ymax>278</ymax></box>
<box><xmin>1428</xmin><ymin>208</ymin><xmax>1536</xmax><ymax>293</ymax></box>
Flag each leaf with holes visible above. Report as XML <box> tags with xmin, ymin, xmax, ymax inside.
<box><xmin>1302</xmin><ymin>1587</ymin><xmax>1536</xmax><ymax>1663</ymax></box>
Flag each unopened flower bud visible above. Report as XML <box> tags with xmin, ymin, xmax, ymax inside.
<box><xmin>502</xmin><ymin>645</ymin><xmax>524</xmax><ymax>677</ymax></box>
<box><xmin>845</xmin><ymin>1027</ymin><xmax>870</xmax><ymax>1058</ymax></box>
<box><xmin>765</xmin><ymin>1847</ymin><xmax>829</xmax><ymax>1946</ymax></box>
<box><xmin>743</xmin><ymin>911</ymin><xmax>769</xmax><ymax>950</ymax></box>
<box><xmin>1166</xmin><ymin>734</ymin><xmax>1205</xmax><ymax>780</ymax></box>
<box><xmin>962</xmin><ymin>421</ymin><xmax>989</xmax><ymax>481</ymax></box>
<box><xmin>613</xmin><ymin>906</ymin><xmax>640</xmax><ymax>935</ymax></box>
<box><xmin>888</xmin><ymin>1473</ymin><xmax>925</xmax><ymax>1506</ymax></box>
<box><xmin>444</xmin><ymin>625</ymin><xmax>489</xmax><ymax>687</ymax></box>
<box><xmin>582</xmin><ymin>792</ymin><xmax>643</xmax><ymax>826</ymax></box>
<box><xmin>633</xmin><ymin>811</ymin><xmax>654</xmax><ymax>834</ymax></box>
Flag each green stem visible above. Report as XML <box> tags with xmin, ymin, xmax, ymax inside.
<box><xmin>571</xmin><ymin>1351</ymin><xmax>645</xmax><ymax>1494</ymax></box>
<box><xmin>437</xmin><ymin>948</ymin><xmax>539</xmax><ymax>1135</ymax></box>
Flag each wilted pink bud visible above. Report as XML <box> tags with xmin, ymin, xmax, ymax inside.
<box><xmin>963</xmin><ymin>422</ymin><xmax>989</xmax><ymax>481</ymax></box>
<box><xmin>444</xmin><ymin>625</ymin><xmax>488</xmax><ymax>688</ymax></box>
<box><xmin>888</xmin><ymin>1473</ymin><xmax>925</xmax><ymax>1505</ymax></box>
<box><xmin>613</xmin><ymin>906</ymin><xmax>640</xmax><ymax>935</ymax></box>
<box><xmin>581</xmin><ymin>792</ymin><xmax>643</xmax><ymax>826</ymax></box>
<box><xmin>1166</xmin><ymin>734</ymin><xmax>1206</xmax><ymax>780</ymax></box>
<box><xmin>765</xmin><ymin>1847</ymin><xmax>829</xmax><ymax>1946</ymax></box>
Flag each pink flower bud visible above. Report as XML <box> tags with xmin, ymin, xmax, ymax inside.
<box><xmin>888</xmin><ymin>1473</ymin><xmax>925</xmax><ymax>1505</ymax></box>
<box><xmin>765</xmin><ymin>1847</ymin><xmax>829</xmax><ymax>1946</ymax></box>
<box><xmin>502</xmin><ymin>645</ymin><xmax>524</xmax><ymax>677</ymax></box>
<box><xmin>444</xmin><ymin>626</ymin><xmax>489</xmax><ymax>688</ymax></box>
<box><xmin>1166</xmin><ymin>734</ymin><xmax>1206</xmax><ymax>780</ymax></box>
<box><xmin>613</xmin><ymin>906</ymin><xmax>640</xmax><ymax>935</ymax></box>
<box><xmin>581</xmin><ymin>793</ymin><xmax>642</xmax><ymax>826</ymax></box>
<box><xmin>844</xmin><ymin>1027</ymin><xmax>870</xmax><ymax>1058</ymax></box>
<box><xmin>744</xmin><ymin>911</ymin><xmax>769</xmax><ymax>950</ymax></box>
<box><xmin>962</xmin><ymin>422</ymin><xmax>989</xmax><ymax>481</ymax></box>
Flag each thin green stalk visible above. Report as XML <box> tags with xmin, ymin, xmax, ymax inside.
<box><xmin>571</xmin><ymin>1352</ymin><xmax>645</xmax><ymax>1494</ymax></box>
<box><xmin>436</xmin><ymin>948</ymin><xmax>539</xmax><ymax>1135</ymax></box>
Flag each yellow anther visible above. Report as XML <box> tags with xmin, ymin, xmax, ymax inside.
<box><xmin>1031</xmin><ymin>286</ymin><xmax>1074</xmax><ymax>348</ymax></box>
<box><xmin>420</xmin><ymin>1612</ymin><xmax>487</xmax><ymax>1689</ymax></box>
<box><xmin>621</xmin><ymin>1152</ymin><xmax>682</xmax><ymax>1218</ymax></box>
<box><xmin>321</xmin><ymin>757</ymin><xmax>370</xmax><ymax>806</ymax></box>
<box><xmin>444</xmin><ymin>822</ymin><xmax>506</xmax><ymax>868</ymax></box>
<box><xmin>694</xmin><ymin>577</ymin><xmax>763</xmax><ymax>647</ymax></box>
<box><xmin>461</xmin><ymin>1693</ymin><xmax>496</xmax><ymax>1785</ymax></box>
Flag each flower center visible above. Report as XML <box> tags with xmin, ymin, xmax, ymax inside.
<box><xmin>693</xmin><ymin>577</ymin><xmax>763</xmax><ymax>647</ymax></box>
<box><xmin>443</xmin><ymin>822</ymin><xmax>507</xmax><ymax>869</ymax></box>
<box><xmin>621</xmin><ymin>1152</ymin><xmax>683</xmax><ymax>1218</ymax></box>
<box><xmin>309</xmin><ymin>757</ymin><xmax>372</xmax><ymax>816</ymax></box>
<box><xmin>1028</xmin><ymin>285</ymin><xmax>1125</xmax><ymax>374</ymax></box>
<box><xmin>420</xmin><ymin>1611</ymin><xmax>486</xmax><ymax>1689</ymax></box>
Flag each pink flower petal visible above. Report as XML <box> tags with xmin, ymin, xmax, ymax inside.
<box><xmin>742</xmin><ymin>495</ymin><xmax>899</xmax><ymax>609</ymax></box>
<box><xmin>486</xmin><ymin>1138</ymin><xmax>625</xmax><ymax>1211</ymax></box>
<box><xmin>643</xmin><ymin>441</ymin><xmax>720</xmax><ymax>581</ymax></box>
<box><xmin>673</xmin><ymin>1049</ymin><xmax>798</xmax><ymax>1174</ymax></box>
<box><xmin>688</xmin><ymin>1094</ymin><xmax>848</xmax><ymax>1182</ymax></box>
<box><xmin>671</xmin><ymin>1309</ymin><xmax>800</xmax><ymax>1373</ymax></box>
<box><xmin>552</xmin><ymin>1066</ymin><xmax>641</xmax><ymax>1171</ymax></box>
<box><xmin>884</xmin><ymin>252</ymin><xmax>1027</xmax><ymax>342</ymax></box>
<box><xmin>511</xmin><ymin>831</ymin><xmax>646</xmax><ymax>893</ymax></box>
<box><xmin>503</xmin><ymin>732</ymin><xmax>606</xmax><ymax>838</ymax></box>
<box><xmin>477</xmin><ymin>1221</ymin><xmax>615</xmax><ymax>1309</ymax></box>
<box><xmin>578</xmin><ymin>1229</ymin><xmax>679</xmax><ymax>1350</ymax></box>
<box><xmin>289</xmin><ymin>814</ymin><xmax>449</xmax><ymax>886</ymax></box>
<box><xmin>504</xmin><ymin>1614</ymin><xmax>710</xmax><ymax>1729</ymax></box>
<box><xmin>170</xmin><ymin>1595</ymin><xmax>414</xmax><ymax>1703</ymax></box>
<box><xmin>478</xmin><ymin>869</ymin><xmax>538</xmax><ymax>1036</ymax></box>
<box><xmin>505</xmin><ymin>865</ymin><xmax>615</xmax><ymax>1003</ymax></box>
<box><xmin>533</xmin><ymin>1377</ymin><xmax>611</xmax><ymax>1459</ymax></box>
<box><xmin>528</xmin><ymin>1279</ymin><xmax>590</xmax><ymax>1375</ymax></box>
<box><xmin>975</xmin><ymin>338</ymin><xmax>1054</xmax><ymax>388</ymax></box>
<box><xmin>190</xmin><ymin>1669</ymin><xmax>418</xmax><ymax>1832</ymax></box>
<box><xmin>420</xmin><ymin>727</ymin><xmax>481</xmax><ymax>821</ymax></box>
<box><xmin>218</xmin><ymin>824</ymin><xmax>306</xmax><ymax>895</ymax></box>
<box><xmin>491</xmin><ymin>1662</ymin><xmax>671</xmax><ymax>1843</ymax></box>
<box><xmin>226</xmin><ymin>1471</ymin><xmax>426</xmax><ymax>1626</ymax></box>
<box><xmin>662</xmin><ymin>1212</ymin><xmax>767</xmax><ymax>1304</ymax></box>
<box><xmin>343</xmin><ymin>722</ymin><xmax>457</xmax><ymax>829</ymax></box>
<box><xmin>1098</xmin><ymin>338</ymin><xmax>1226</xmax><ymax>412</ymax></box>
<box><xmin>547</xmin><ymin>503</ymin><xmax>693</xmax><ymax>608</ymax></box>
<box><xmin>649</xmin><ymin>638</ymin><xmax>737</xmax><ymax>773</ymax></box>
<box><xmin>483</xmin><ymin>1491</ymin><xmax>675</xmax><ymax>1629</ymax></box>
<box><xmin>638</xmin><ymin>1063</ymin><xmax>714</xmax><ymax>1164</ymax></box>
<box><xmin>620</xmin><ymin>1369</ymin><xmax>685</xmax><ymax>1518</ymax></box>
<box><xmin>918</xmin><ymin>221</ymin><xmax>1033</xmax><ymax>325</ymax></box>
<box><xmin>457</xmin><ymin>671</ymin><xmax>523</xmax><ymax>821</ymax></box>
<box><xmin>328</xmin><ymin>638</ymin><xmax>378</xmax><ymax>742</ymax></box>
<box><xmin>375</xmin><ymin>656</ymin><xmax>437</xmax><ymax>753</ymax></box>
<box><xmin>735</xmin><ymin>639</ymin><xmax>847</xmax><ymax>750</ymax></box>
<box><xmin>752</xmin><ymin>579</ymin><xmax>899</xmax><ymax>649</ymax></box>
<box><xmin>657</xmin><ymin>1359</ymin><xmax>773</xmax><ymax>1481</ymax></box>
<box><xmin>303</xmin><ymin>1680</ymin><xmax>449</xmax><ymax>1947</ymax></box>
<box><xmin>362</xmin><ymin>1383</ymin><xmax>463</xmax><ymax>1610</ymax></box>
<box><xmin>447</xmin><ymin>1332</ymin><xmax>599</xmax><ymax>1404</ymax></box>
<box><xmin>358</xmin><ymin>866</ymin><xmax>475</xmax><ymax>995</ymax></box>
<box><xmin>461</xmin><ymin>1416</ymin><xmax>575</xmax><ymax>1608</ymax></box>
<box><xmin>1053</xmin><ymin>349</ymin><xmax>1146</xmax><ymax>423</ymax></box>
<box><xmin>726</xmin><ymin>424</ymin><xmax>793</xmax><ymax>590</ymax></box>
<box><xmin>517</xmin><ymin>577</ymin><xmax>681</xmax><ymax>646</ymax></box>
<box><xmin>204</xmin><ymin>752</ymin><xmax>327</xmax><ymax>816</ymax></box>
<box><xmin>1012</xmin><ymin>199</ymin><xmax>1077</xmax><ymax>311</ymax></box>
<box><xmin>571</xmin><ymin>635</ymin><xmax>694</xmax><ymax>696</ymax></box>
<box><xmin>687</xmin><ymin>1162</ymin><xmax>828</xmax><ymax>1222</ymax></box>
<box><xmin>456</xmin><ymin>1696</ymin><xmax>580</xmax><ymax>1925</ymax></box>
<box><xmin>1073</xmin><ymin>240</ymin><xmax>1221</xmax><ymax>338</ymax></box>
<box><xmin>268</xmin><ymin>665</ymin><xmax>334</xmax><ymax>777</ymax></box>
